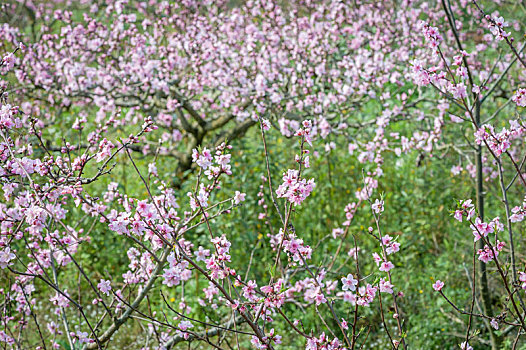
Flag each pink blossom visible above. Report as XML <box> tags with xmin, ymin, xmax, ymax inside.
<box><xmin>341</xmin><ymin>274</ymin><xmax>358</xmax><ymax>291</ymax></box>
<box><xmin>379</xmin><ymin>261</ymin><xmax>394</xmax><ymax>272</ymax></box>
<box><xmin>97</xmin><ymin>279</ymin><xmax>112</xmax><ymax>296</ymax></box>
<box><xmin>512</xmin><ymin>88</ymin><xmax>526</xmax><ymax>107</ymax></box>
<box><xmin>379</xmin><ymin>278</ymin><xmax>394</xmax><ymax>294</ymax></box>
<box><xmin>432</xmin><ymin>280</ymin><xmax>444</xmax><ymax>292</ymax></box>
<box><xmin>0</xmin><ymin>247</ymin><xmax>15</xmax><ymax>269</ymax></box>
<box><xmin>371</xmin><ymin>199</ymin><xmax>384</xmax><ymax>214</ymax></box>
<box><xmin>233</xmin><ymin>191</ymin><xmax>246</xmax><ymax>205</ymax></box>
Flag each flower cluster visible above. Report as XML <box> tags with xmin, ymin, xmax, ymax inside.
<box><xmin>305</xmin><ymin>333</ymin><xmax>345</xmax><ymax>350</ymax></box>
<box><xmin>194</xmin><ymin>143</ymin><xmax>233</xmax><ymax>177</ymax></box>
<box><xmin>276</xmin><ymin>169</ymin><xmax>316</xmax><ymax>206</ymax></box>
<box><xmin>268</xmin><ymin>229</ymin><xmax>312</xmax><ymax>266</ymax></box>
<box><xmin>453</xmin><ymin>199</ymin><xmax>476</xmax><ymax>222</ymax></box>
<box><xmin>192</xmin><ymin>147</ymin><xmax>213</xmax><ymax>170</ymax></box>
<box><xmin>512</xmin><ymin>88</ymin><xmax>526</xmax><ymax>107</ymax></box>
<box><xmin>251</xmin><ymin>328</ymin><xmax>282</xmax><ymax>349</ymax></box>
<box><xmin>382</xmin><ymin>234</ymin><xmax>401</xmax><ymax>255</ymax></box>
<box><xmin>95</xmin><ymin>138</ymin><xmax>115</xmax><ymax>162</ymax></box>
<box><xmin>294</xmin><ymin>120</ymin><xmax>314</xmax><ymax>146</ymax></box>
<box><xmin>477</xmin><ymin>241</ymin><xmax>505</xmax><ymax>264</ymax></box>
<box><xmin>260</xmin><ymin>279</ymin><xmax>287</xmax><ymax>309</ymax></box>
<box><xmin>469</xmin><ymin>217</ymin><xmax>504</xmax><ymax>242</ymax></box>
<box><xmin>371</xmin><ymin>235</ymin><xmax>400</xmax><ymax>274</ymax></box>
<box><xmin>510</xmin><ymin>196</ymin><xmax>526</xmax><ymax>222</ymax></box>
<box><xmin>421</xmin><ymin>23</ymin><xmax>443</xmax><ymax>51</ymax></box>
<box><xmin>342</xmin><ymin>202</ymin><xmax>358</xmax><ymax>226</ymax></box>
<box><xmin>355</xmin><ymin>283</ymin><xmax>378</xmax><ymax>307</ymax></box>
<box><xmin>487</xmin><ymin>14</ymin><xmax>510</xmax><ymax>41</ymax></box>
<box><xmin>175</xmin><ymin>320</ymin><xmax>194</xmax><ymax>340</ymax></box>
<box><xmin>162</xmin><ymin>252</ymin><xmax>192</xmax><ymax>287</ymax></box>
<box><xmin>188</xmin><ymin>143</ymin><xmax>238</xmax><ymax>211</ymax></box>
<box><xmin>0</xmin><ymin>53</ymin><xmax>15</xmax><ymax>73</ymax></box>
<box><xmin>205</xmin><ymin>235</ymin><xmax>235</xmax><ymax>280</ymax></box>
<box><xmin>0</xmin><ymin>104</ymin><xmax>22</xmax><ymax>130</ymax></box>
<box><xmin>474</xmin><ymin>121</ymin><xmax>525</xmax><ymax>157</ymax></box>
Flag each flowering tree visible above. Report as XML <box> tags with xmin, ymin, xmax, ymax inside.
<box><xmin>0</xmin><ymin>0</ymin><xmax>525</xmax><ymax>349</ymax></box>
<box><xmin>414</xmin><ymin>1</ymin><xmax>526</xmax><ymax>349</ymax></box>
